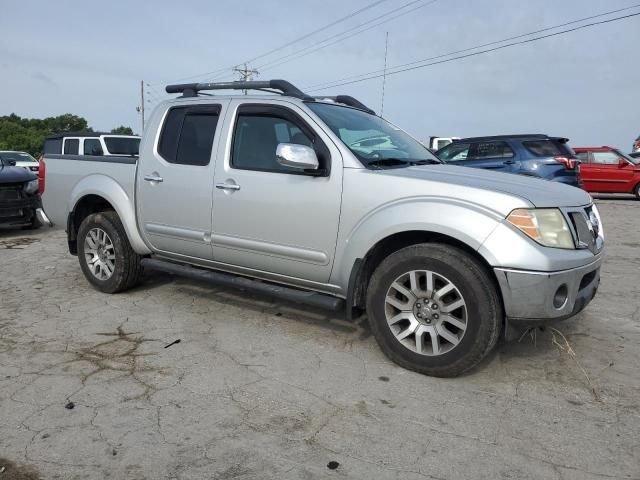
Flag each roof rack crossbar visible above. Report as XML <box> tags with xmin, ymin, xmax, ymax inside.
<box><xmin>165</xmin><ymin>79</ymin><xmax>314</xmax><ymax>100</ymax></box>
<box><xmin>313</xmin><ymin>95</ymin><xmax>375</xmax><ymax>115</ymax></box>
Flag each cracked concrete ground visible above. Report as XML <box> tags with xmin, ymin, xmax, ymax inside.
<box><xmin>1</xmin><ymin>197</ymin><xmax>639</xmax><ymax>480</ymax></box>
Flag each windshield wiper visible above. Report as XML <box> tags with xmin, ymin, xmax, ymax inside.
<box><xmin>408</xmin><ymin>159</ymin><xmax>442</xmax><ymax>166</ymax></box>
<box><xmin>366</xmin><ymin>158</ymin><xmax>410</xmax><ymax>169</ymax></box>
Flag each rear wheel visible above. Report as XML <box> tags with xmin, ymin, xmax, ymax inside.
<box><xmin>634</xmin><ymin>183</ymin><xmax>640</xmax><ymax>200</ymax></box>
<box><xmin>77</xmin><ymin>211</ymin><xmax>143</xmax><ymax>293</ymax></box>
<box><xmin>366</xmin><ymin>243</ymin><xmax>502</xmax><ymax>377</ymax></box>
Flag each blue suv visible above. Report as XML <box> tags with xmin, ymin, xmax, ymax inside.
<box><xmin>435</xmin><ymin>134</ymin><xmax>582</xmax><ymax>187</ymax></box>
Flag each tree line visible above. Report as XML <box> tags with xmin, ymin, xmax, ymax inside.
<box><xmin>0</xmin><ymin>113</ymin><xmax>134</xmax><ymax>157</ymax></box>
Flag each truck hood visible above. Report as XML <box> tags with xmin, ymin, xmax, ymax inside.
<box><xmin>0</xmin><ymin>165</ymin><xmax>36</xmax><ymax>184</ymax></box>
<box><xmin>378</xmin><ymin>164</ymin><xmax>591</xmax><ymax>208</ymax></box>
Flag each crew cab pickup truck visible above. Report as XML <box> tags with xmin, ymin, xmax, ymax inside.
<box><xmin>41</xmin><ymin>80</ymin><xmax>604</xmax><ymax>377</ymax></box>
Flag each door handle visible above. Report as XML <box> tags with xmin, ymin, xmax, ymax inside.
<box><xmin>215</xmin><ymin>183</ymin><xmax>240</xmax><ymax>191</ymax></box>
<box><xmin>503</xmin><ymin>160</ymin><xmax>515</xmax><ymax>165</ymax></box>
<box><xmin>143</xmin><ymin>174</ymin><xmax>163</xmax><ymax>182</ymax></box>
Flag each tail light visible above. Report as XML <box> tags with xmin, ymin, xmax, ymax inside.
<box><xmin>554</xmin><ymin>156</ymin><xmax>577</xmax><ymax>170</ymax></box>
<box><xmin>38</xmin><ymin>158</ymin><xmax>46</xmax><ymax>194</ymax></box>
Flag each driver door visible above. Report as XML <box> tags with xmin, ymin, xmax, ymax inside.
<box><xmin>210</xmin><ymin>101</ymin><xmax>343</xmax><ymax>283</ymax></box>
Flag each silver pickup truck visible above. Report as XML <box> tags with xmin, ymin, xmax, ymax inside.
<box><xmin>41</xmin><ymin>80</ymin><xmax>604</xmax><ymax>377</ymax></box>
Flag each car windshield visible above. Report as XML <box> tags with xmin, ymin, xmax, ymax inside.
<box><xmin>103</xmin><ymin>137</ymin><xmax>140</xmax><ymax>156</ymax></box>
<box><xmin>306</xmin><ymin>102</ymin><xmax>440</xmax><ymax>168</ymax></box>
<box><xmin>0</xmin><ymin>152</ymin><xmax>37</xmax><ymax>163</ymax></box>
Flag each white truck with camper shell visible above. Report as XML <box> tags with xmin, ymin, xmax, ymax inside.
<box><xmin>40</xmin><ymin>79</ymin><xmax>604</xmax><ymax>377</ymax></box>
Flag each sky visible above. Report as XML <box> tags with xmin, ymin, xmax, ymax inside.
<box><xmin>1</xmin><ymin>0</ymin><xmax>639</xmax><ymax>150</ymax></box>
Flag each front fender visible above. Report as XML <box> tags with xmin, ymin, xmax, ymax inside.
<box><xmin>69</xmin><ymin>174</ymin><xmax>151</xmax><ymax>255</ymax></box>
<box><xmin>330</xmin><ymin>197</ymin><xmax>504</xmax><ymax>290</ymax></box>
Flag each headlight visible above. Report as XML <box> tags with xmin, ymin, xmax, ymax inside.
<box><xmin>506</xmin><ymin>208</ymin><xmax>574</xmax><ymax>249</ymax></box>
<box><xmin>24</xmin><ymin>179</ymin><xmax>39</xmax><ymax>194</ymax></box>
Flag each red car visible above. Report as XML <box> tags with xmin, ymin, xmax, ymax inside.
<box><xmin>574</xmin><ymin>146</ymin><xmax>640</xmax><ymax>198</ymax></box>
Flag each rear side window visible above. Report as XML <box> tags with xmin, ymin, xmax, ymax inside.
<box><xmin>83</xmin><ymin>139</ymin><xmax>103</xmax><ymax>156</ymax></box>
<box><xmin>44</xmin><ymin>138</ymin><xmax>62</xmax><ymax>154</ymax></box>
<box><xmin>523</xmin><ymin>139</ymin><xmax>571</xmax><ymax>157</ymax></box>
<box><xmin>437</xmin><ymin>143</ymin><xmax>470</xmax><ymax>161</ymax></box>
<box><xmin>469</xmin><ymin>141</ymin><xmax>514</xmax><ymax>160</ymax></box>
<box><xmin>158</xmin><ymin>105</ymin><xmax>220</xmax><ymax>166</ymax></box>
<box><xmin>63</xmin><ymin>139</ymin><xmax>79</xmax><ymax>155</ymax></box>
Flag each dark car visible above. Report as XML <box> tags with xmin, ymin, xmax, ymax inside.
<box><xmin>0</xmin><ymin>155</ymin><xmax>42</xmax><ymax>229</ymax></box>
<box><xmin>435</xmin><ymin>134</ymin><xmax>581</xmax><ymax>187</ymax></box>
<box><xmin>633</xmin><ymin>135</ymin><xmax>640</xmax><ymax>153</ymax></box>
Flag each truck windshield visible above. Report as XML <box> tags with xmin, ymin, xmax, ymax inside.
<box><xmin>306</xmin><ymin>102</ymin><xmax>440</xmax><ymax>168</ymax></box>
<box><xmin>103</xmin><ymin>137</ymin><xmax>140</xmax><ymax>156</ymax></box>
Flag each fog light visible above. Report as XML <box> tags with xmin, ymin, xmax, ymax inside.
<box><xmin>553</xmin><ymin>285</ymin><xmax>568</xmax><ymax>309</ymax></box>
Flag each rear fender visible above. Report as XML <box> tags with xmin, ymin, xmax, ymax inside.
<box><xmin>69</xmin><ymin>174</ymin><xmax>151</xmax><ymax>254</ymax></box>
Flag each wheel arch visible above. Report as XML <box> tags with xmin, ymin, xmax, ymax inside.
<box><xmin>67</xmin><ymin>175</ymin><xmax>151</xmax><ymax>255</ymax></box>
<box><xmin>346</xmin><ymin>230</ymin><xmax>504</xmax><ymax>319</ymax></box>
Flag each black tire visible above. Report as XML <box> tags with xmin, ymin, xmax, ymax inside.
<box><xmin>77</xmin><ymin>210</ymin><xmax>143</xmax><ymax>293</ymax></box>
<box><xmin>365</xmin><ymin>243</ymin><xmax>502</xmax><ymax>377</ymax></box>
<box><xmin>634</xmin><ymin>183</ymin><xmax>640</xmax><ymax>200</ymax></box>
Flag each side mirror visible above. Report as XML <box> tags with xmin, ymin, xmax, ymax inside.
<box><xmin>276</xmin><ymin>143</ymin><xmax>319</xmax><ymax>170</ymax></box>
<box><xmin>618</xmin><ymin>158</ymin><xmax>628</xmax><ymax>168</ymax></box>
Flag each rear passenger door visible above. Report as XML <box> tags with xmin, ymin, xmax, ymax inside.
<box><xmin>464</xmin><ymin>141</ymin><xmax>517</xmax><ymax>173</ymax></box>
<box><xmin>136</xmin><ymin>101</ymin><xmax>227</xmax><ymax>259</ymax></box>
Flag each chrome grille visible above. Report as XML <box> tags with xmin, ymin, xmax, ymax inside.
<box><xmin>569</xmin><ymin>206</ymin><xmax>601</xmax><ymax>254</ymax></box>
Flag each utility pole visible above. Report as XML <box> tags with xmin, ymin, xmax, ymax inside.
<box><xmin>136</xmin><ymin>80</ymin><xmax>145</xmax><ymax>134</ymax></box>
<box><xmin>232</xmin><ymin>63</ymin><xmax>259</xmax><ymax>94</ymax></box>
<box><xmin>380</xmin><ymin>32</ymin><xmax>389</xmax><ymax>117</ymax></box>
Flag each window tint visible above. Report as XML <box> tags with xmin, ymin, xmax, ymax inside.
<box><xmin>591</xmin><ymin>151</ymin><xmax>620</xmax><ymax>165</ymax></box>
<box><xmin>158</xmin><ymin>106</ymin><xmax>219</xmax><ymax>166</ymax></box>
<box><xmin>523</xmin><ymin>140</ymin><xmax>569</xmax><ymax>157</ymax></box>
<box><xmin>83</xmin><ymin>139</ymin><xmax>103</xmax><ymax>156</ymax></box>
<box><xmin>469</xmin><ymin>142</ymin><xmax>514</xmax><ymax>160</ymax></box>
<box><xmin>104</xmin><ymin>137</ymin><xmax>139</xmax><ymax>155</ymax></box>
<box><xmin>232</xmin><ymin>113</ymin><xmax>314</xmax><ymax>173</ymax></box>
<box><xmin>437</xmin><ymin>143</ymin><xmax>470</xmax><ymax>162</ymax></box>
<box><xmin>63</xmin><ymin>139</ymin><xmax>79</xmax><ymax>155</ymax></box>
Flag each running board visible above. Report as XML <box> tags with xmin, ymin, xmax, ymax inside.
<box><xmin>141</xmin><ymin>258</ymin><xmax>345</xmax><ymax>311</ymax></box>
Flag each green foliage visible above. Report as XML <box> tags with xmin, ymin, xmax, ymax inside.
<box><xmin>110</xmin><ymin>126</ymin><xmax>134</xmax><ymax>135</ymax></box>
<box><xmin>0</xmin><ymin>113</ymin><xmax>92</xmax><ymax>157</ymax></box>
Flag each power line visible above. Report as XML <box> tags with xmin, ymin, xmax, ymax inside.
<box><xmin>153</xmin><ymin>0</ymin><xmax>390</xmax><ymax>86</ymax></box>
<box><xmin>256</xmin><ymin>0</ymin><xmax>440</xmax><ymax>72</ymax></box>
<box><xmin>309</xmin><ymin>9</ymin><xmax>640</xmax><ymax>92</ymax></box>
<box><xmin>306</xmin><ymin>3</ymin><xmax>640</xmax><ymax>91</ymax></box>
<box><xmin>245</xmin><ymin>0</ymin><xmax>390</xmax><ymax>65</ymax></box>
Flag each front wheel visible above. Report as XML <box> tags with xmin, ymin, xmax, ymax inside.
<box><xmin>77</xmin><ymin>211</ymin><xmax>143</xmax><ymax>293</ymax></box>
<box><xmin>634</xmin><ymin>183</ymin><xmax>640</xmax><ymax>200</ymax></box>
<box><xmin>366</xmin><ymin>243</ymin><xmax>502</xmax><ymax>377</ymax></box>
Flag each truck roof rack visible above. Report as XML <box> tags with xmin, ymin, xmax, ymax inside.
<box><xmin>165</xmin><ymin>79</ymin><xmax>314</xmax><ymax>101</ymax></box>
<box><xmin>165</xmin><ymin>79</ymin><xmax>376</xmax><ymax>114</ymax></box>
<box><xmin>312</xmin><ymin>95</ymin><xmax>375</xmax><ymax>115</ymax></box>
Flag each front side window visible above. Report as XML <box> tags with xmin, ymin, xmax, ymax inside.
<box><xmin>231</xmin><ymin>106</ymin><xmax>319</xmax><ymax>174</ymax></box>
<box><xmin>469</xmin><ymin>141</ymin><xmax>514</xmax><ymax>160</ymax></box>
<box><xmin>575</xmin><ymin>152</ymin><xmax>590</xmax><ymax>164</ymax></box>
<box><xmin>307</xmin><ymin>102</ymin><xmax>439</xmax><ymax>168</ymax></box>
<box><xmin>437</xmin><ymin>143</ymin><xmax>470</xmax><ymax>162</ymax></box>
<box><xmin>63</xmin><ymin>139</ymin><xmax>79</xmax><ymax>155</ymax></box>
<box><xmin>591</xmin><ymin>151</ymin><xmax>620</xmax><ymax>165</ymax></box>
<box><xmin>158</xmin><ymin>105</ymin><xmax>220</xmax><ymax>166</ymax></box>
<box><xmin>83</xmin><ymin>139</ymin><xmax>103</xmax><ymax>156</ymax></box>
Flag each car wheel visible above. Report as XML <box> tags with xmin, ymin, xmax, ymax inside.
<box><xmin>634</xmin><ymin>183</ymin><xmax>640</xmax><ymax>200</ymax></box>
<box><xmin>366</xmin><ymin>243</ymin><xmax>502</xmax><ymax>377</ymax></box>
<box><xmin>77</xmin><ymin>210</ymin><xmax>143</xmax><ymax>293</ymax></box>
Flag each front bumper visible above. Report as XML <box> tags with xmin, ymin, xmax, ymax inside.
<box><xmin>494</xmin><ymin>255</ymin><xmax>602</xmax><ymax>326</ymax></box>
<box><xmin>0</xmin><ymin>194</ymin><xmax>41</xmax><ymax>227</ymax></box>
